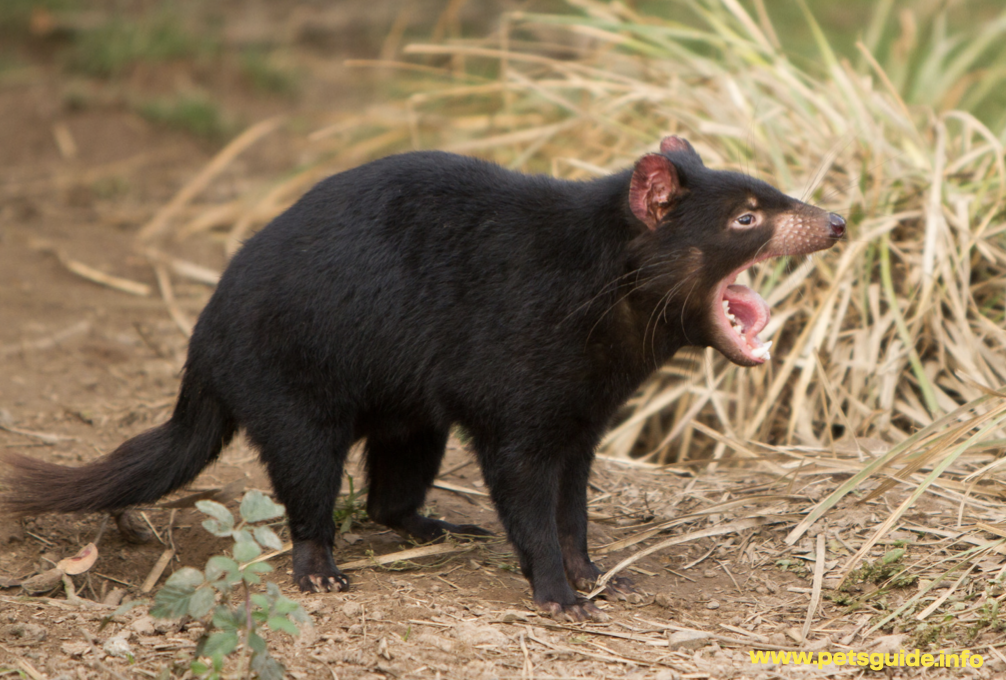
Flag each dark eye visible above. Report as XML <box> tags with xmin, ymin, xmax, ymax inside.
<box><xmin>732</xmin><ymin>212</ymin><xmax>760</xmax><ymax>229</ymax></box>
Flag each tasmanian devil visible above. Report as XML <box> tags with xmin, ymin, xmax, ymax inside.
<box><xmin>1</xmin><ymin>136</ymin><xmax>844</xmax><ymax>620</ymax></box>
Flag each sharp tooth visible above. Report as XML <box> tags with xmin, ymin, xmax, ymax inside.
<box><xmin>750</xmin><ymin>341</ymin><xmax>773</xmax><ymax>360</ymax></box>
<box><xmin>723</xmin><ymin>300</ymin><xmax>742</xmax><ymax>332</ymax></box>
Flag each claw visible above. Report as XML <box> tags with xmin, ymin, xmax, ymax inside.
<box><xmin>539</xmin><ymin>598</ymin><xmax>608</xmax><ymax>623</ymax></box>
<box><xmin>599</xmin><ymin>575</ymin><xmax>638</xmax><ymax>601</ymax></box>
<box><xmin>298</xmin><ymin>571</ymin><xmax>349</xmax><ymax>593</ymax></box>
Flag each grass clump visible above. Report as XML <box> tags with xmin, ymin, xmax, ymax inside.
<box><xmin>332</xmin><ymin>474</ymin><xmax>368</xmax><ymax>534</ymax></box>
<box><xmin>240</xmin><ymin>49</ymin><xmax>299</xmax><ymax>96</ymax></box>
<box><xmin>67</xmin><ymin>13</ymin><xmax>206</xmax><ymax>77</ymax></box>
<box><xmin>138</xmin><ymin>95</ymin><xmax>230</xmax><ymax>141</ymax></box>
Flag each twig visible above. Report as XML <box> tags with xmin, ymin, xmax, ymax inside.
<box><xmin>137</xmin><ymin>116</ymin><xmax>285</xmax><ymax>244</ymax></box>
<box><xmin>152</xmin><ymin>262</ymin><xmax>194</xmax><ymax>336</ymax></box>
<box><xmin>140</xmin><ymin>548</ymin><xmax>176</xmax><ymax>593</ymax></box>
<box><xmin>801</xmin><ymin>533</ymin><xmax>826</xmax><ymax>643</ymax></box>
<box><xmin>0</xmin><ymin>320</ymin><xmax>91</xmax><ymax>357</ymax></box>
<box><xmin>59</xmin><ymin>253</ymin><xmax>151</xmax><ymax>297</ymax></box>
<box><xmin>590</xmin><ymin>517</ymin><xmax>769</xmax><ymax>597</ymax></box>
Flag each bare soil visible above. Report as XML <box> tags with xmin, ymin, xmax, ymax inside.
<box><xmin>0</xmin><ymin>4</ymin><xmax>1001</xmax><ymax>679</ymax></box>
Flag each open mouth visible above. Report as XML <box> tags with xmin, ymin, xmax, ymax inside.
<box><xmin>713</xmin><ymin>260</ymin><xmax>773</xmax><ymax>365</ymax></box>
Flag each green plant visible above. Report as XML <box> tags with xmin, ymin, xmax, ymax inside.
<box><xmin>332</xmin><ymin>474</ymin><xmax>368</xmax><ymax>534</ymax></box>
<box><xmin>138</xmin><ymin>95</ymin><xmax>230</xmax><ymax>141</ymax></box>
<box><xmin>151</xmin><ymin>490</ymin><xmax>306</xmax><ymax>680</ymax></box>
<box><xmin>240</xmin><ymin>49</ymin><xmax>298</xmax><ymax>96</ymax></box>
<box><xmin>66</xmin><ymin>14</ymin><xmax>202</xmax><ymax>77</ymax></box>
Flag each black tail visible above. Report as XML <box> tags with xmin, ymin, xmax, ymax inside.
<box><xmin>0</xmin><ymin>375</ymin><xmax>236</xmax><ymax>515</ymax></box>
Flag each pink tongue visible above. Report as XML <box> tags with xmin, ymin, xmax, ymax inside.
<box><xmin>725</xmin><ymin>285</ymin><xmax>770</xmax><ymax>341</ymax></box>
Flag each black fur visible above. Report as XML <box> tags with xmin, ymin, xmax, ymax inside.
<box><xmin>2</xmin><ymin>141</ymin><xmax>843</xmax><ymax>620</ymax></box>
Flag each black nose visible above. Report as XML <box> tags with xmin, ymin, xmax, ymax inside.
<box><xmin>828</xmin><ymin>212</ymin><xmax>846</xmax><ymax>239</ymax></box>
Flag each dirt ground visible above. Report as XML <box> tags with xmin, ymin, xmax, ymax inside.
<box><xmin>1</xmin><ymin>3</ymin><xmax>1003</xmax><ymax>679</ymax></box>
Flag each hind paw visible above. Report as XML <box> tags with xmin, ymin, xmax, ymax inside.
<box><xmin>598</xmin><ymin>574</ymin><xmax>639</xmax><ymax>602</ymax></box>
<box><xmin>113</xmin><ymin>510</ymin><xmax>153</xmax><ymax>544</ymax></box>
<box><xmin>395</xmin><ymin>515</ymin><xmax>494</xmax><ymax>543</ymax></box>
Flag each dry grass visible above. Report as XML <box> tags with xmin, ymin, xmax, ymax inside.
<box><xmin>129</xmin><ymin>0</ymin><xmax>1006</xmax><ymax>644</ymax></box>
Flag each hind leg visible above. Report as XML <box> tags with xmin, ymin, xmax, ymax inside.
<box><xmin>249</xmin><ymin>419</ymin><xmax>351</xmax><ymax>593</ymax></box>
<box><xmin>365</xmin><ymin>427</ymin><xmax>492</xmax><ymax>542</ymax></box>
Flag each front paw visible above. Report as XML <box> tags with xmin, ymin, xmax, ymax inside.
<box><xmin>296</xmin><ymin>570</ymin><xmax>349</xmax><ymax>593</ymax></box>
<box><xmin>537</xmin><ymin>597</ymin><xmax>609</xmax><ymax>623</ymax></box>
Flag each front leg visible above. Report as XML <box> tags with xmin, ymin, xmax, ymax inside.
<box><xmin>556</xmin><ymin>450</ymin><xmax>637</xmax><ymax>600</ymax></box>
<box><xmin>476</xmin><ymin>440</ymin><xmax>605</xmax><ymax>622</ymax></box>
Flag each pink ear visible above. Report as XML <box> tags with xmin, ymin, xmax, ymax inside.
<box><xmin>659</xmin><ymin>135</ymin><xmax>695</xmax><ymax>155</ymax></box>
<box><xmin>629</xmin><ymin>154</ymin><xmax>681</xmax><ymax>230</ymax></box>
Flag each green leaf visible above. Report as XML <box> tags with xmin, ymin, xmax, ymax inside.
<box><xmin>233</xmin><ymin>539</ymin><xmax>262</xmax><ymax>563</ymax></box>
<box><xmin>196</xmin><ymin>501</ymin><xmax>234</xmax><ymax>536</ymax></box>
<box><xmin>253</xmin><ymin>526</ymin><xmax>284</xmax><ymax>551</ymax></box>
<box><xmin>268</xmin><ymin>615</ymin><xmax>299</xmax><ymax>636</ymax></box>
<box><xmin>164</xmin><ymin>567</ymin><xmax>204</xmax><ymax>590</ymax></box>
<box><xmin>211</xmin><ymin>606</ymin><xmax>240</xmax><ymax>632</ymax></box>
<box><xmin>152</xmin><ymin>568</ymin><xmax>204</xmax><ymax>619</ymax></box>
<box><xmin>247</xmin><ymin>631</ymin><xmax>266</xmax><ymax>654</ymax></box>
<box><xmin>190</xmin><ymin>660</ymin><xmax>209</xmax><ymax>675</ymax></box>
<box><xmin>240</xmin><ymin>490</ymin><xmax>286</xmax><ymax>523</ymax></box>
<box><xmin>232</xmin><ymin>528</ymin><xmax>254</xmax><ymax>545</ymax></box>
<box><xmin>272</xmin><ymin>596</ymin><xmax>301</xmax><ymax>616</ymax></box>
<box><xmin>240</xmin><ymin>568</ymin><xmax>262</xmax><ymax>585</ymax></box>
<box><xmin>205</xmin><ymin>556</ymin><xmax>240</xmax><ymax>583</ymax></box>
<box><xmin>251</xmin><ymin>650</ymin><xmax>286</xmax><ymax>680</ymax></box>
<box><xmin>250</xmin><ymin>594</ymin><xmax>270</xmax><ymax>610</ymax></box>
<box><xmin>188</xmin><ymin>586</ymin><xmax>217</xmax><ymax>618</ymax></box>
<box><xmin>882</xmin><ymin>548</ymin><xmax>906</xmax><ymax>565</ymax></box>
<box><xmin>202</xmin><ymin>631</ymin><xmax>238</xmax><ymax>657</ymax></box>
<box><xmin>245</xmin><ymin>562</ymin><xmax>273</xmax><ymax>574</ymax></box>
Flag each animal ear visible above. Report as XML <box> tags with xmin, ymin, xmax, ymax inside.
<box><xmin>629</xmin><ymin>154</ymin><xmax>682</xmax><ymax>230</ymax></box>
<box><xmin>659</xmin><ymin>135</ymin><xmax>702</xmax><ymax>163</ymax></box>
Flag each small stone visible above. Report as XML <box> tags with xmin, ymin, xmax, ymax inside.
<box><xmin>654</xmin><ymin>592</ymin><xmax>673</xmax><ymax>608</ymax></box>
<box><xmin>499</xmin><ymin>610</ymin><xmax>529</xmax><ymax>623</ymax></box>
<box><xmin>102</xmin><ymin>633</ymin><xmax>133</xmax><ymax>659</ymax></box>
<box><xmin>453</xmin><ymin>622</ymin><xmax>509</xmax><ymax>647</ymax></box>
<box><xmin>102</xmin><ymin>588</ymin><xmax>126</xmax><ymax>607</ymax></box>
<box><xmin>342</xmin><ymin>533</ymin><xmax>361</xmax><ymax>545</ymax></box>
<box><xmin>705</xmin><ymin>600</ymin><xmax>720</xmax><ymax>610</ymax></box>
<box><xmin>342</xmin><ymin>601</ymin><xmax>362</xmax><ymax>618</ymax></box>
<box><xmin>60</xmin><ymin>642</ymin><xmax>90</xmax><ymax>657</ymax></box>
<box><xmin>20</xmin><ymin>568</ymin><xmax>63</xmax><ymax>595</ymax></box>
<box><xmin>414</xmin><ymin>633</ymin><xmax>455</xmax><ymax>653</ymax></box>
<box><xmin>703</xmin><ymin>569</ymin><xmax>718</xmax><ymax>578</ymax></box>
<box><xmin>654</xmin><ymin>671</ymin><xmax>682</xmax><ymax>680</ymax></box>
<box><xmin>131</xmin><ymin>616</ymin><xmax>155</xmax><ymax>636</ymax></box>
<box><xmin>2</xmin><ymin>623</ymin><xmax>47</xmax><ymax>645</ymax></box>
<box><xmin>870</xmin><ymin>633</ymin><xmax>906</xmax><ymax>654</ymax></box>
<box><xmin>152</xmin><ymin>618</ymin><xmax>176</xmax><ymax>634</ymax></box>
<box><xmin>376</xmin><ymin>637</ymin><xmax>392</xmax><ymax>660</ymax></box>
<box><xmin>666</xmin><ymin>630</ymin><xmax>711</xmax><ymax>650</ymax></box>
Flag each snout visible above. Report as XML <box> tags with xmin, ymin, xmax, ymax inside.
<box><xmin>828</xmin><ymin>212</ymin><xmax>846</xmax><ymax>239</ymax></box>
